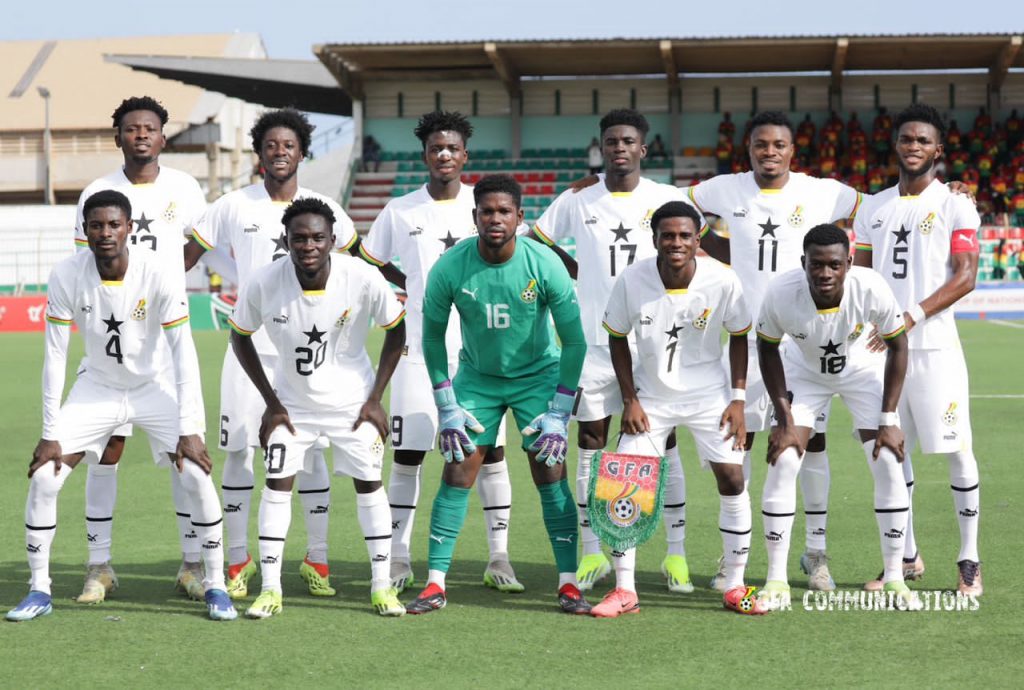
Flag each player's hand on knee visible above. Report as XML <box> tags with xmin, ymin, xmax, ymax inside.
<box><xmin>175</xmin><ymin>434</ymin><xmax>213</xmax><ymax>474</ymax></box>
<box><xmin>354</xmin><ymin>399</ymin><xmax>389</xmax><ymax>439</ymax></box>
<box><xmin>433</xmin><ymin>381</ymin><xmax>484</xmax><ymax>463</ymax></box>
<box><xmin>766</xmin><ymin>426</ymin><xmax>802</xmax><ymax>465</ymax></box>
<box><xmin>619</xmin><ymin>398</ymin><xmax>650</xmax><ymax>436</ymax></box>
<box><xmin>873</xmin><ymin>425</ymin><xmax>905</xmax><ymax>462</ymax></box>
<box><xmin>523</xmin><ymin>387</ymin><xmax>575</xmax><ymax>467</ymax></box>
<box><xmin>259</xmin><ymin>401</ymin><xmax>295</xmax><ymax>449</ymax></box>
<box><xmin>720</xmin><ymin>401</ymin><xmax>747</xmax><ymax>450</ymax></box>
<box><xmin>29</xmin><ymin>439</ymin><xmax>63</xmax><ymax>477</ymax></box>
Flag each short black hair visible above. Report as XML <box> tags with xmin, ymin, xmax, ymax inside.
<box><xmin>599</xmin><ymin>109</ymin><xmax>650</xmax><ymax>140</ymax></box>
<box><xmin>894</xmin><ymin>103</ymin><xmax>946</xmax><ymax>141</ymax></box>
<box><xmin>803</xmin><ymin>223</ymin><xmax>850</xmax><ymax>254</ymax></box>
<box><xmin>281</xmin><ymin>197</ymin><xmax>336</xmax><ymax>230</ymax></box>
<box><xmin>650</xmin><ymin>201</ymin><xmax>702</xmax><ymax>235</ymax></box>
<box><xmin>413</xmin><ymin>111</ymin><xmax>473</xmax><ymax>148</ymax></box>
<box><xmin>250</xmin><ymin>109</ymin><xmax>314</xmax><ymax>157</ymax></box>
<box><xmin>83</xmin><ymin>189</ymin><xmax>132</xmax><ymax>222</ymax></box>
<box><xmin>111</xmin><ymin>96</ymin><xmax>168</xmax><ymax>129</ymax></box>
<box><xmin>749</xmin><ymin>111</ymin><xmax>795</xmax><ymax>140</ymax></box>
<box><xmin>473</xmin><ymin>174</ymin><xmax>521</xmax><ymax>208</ymax></box>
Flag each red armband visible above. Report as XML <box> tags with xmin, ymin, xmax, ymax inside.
<box><xmin>950</xmin><ymin>228</ymin><xmax>979</xmax><ymax>254</ymax></box>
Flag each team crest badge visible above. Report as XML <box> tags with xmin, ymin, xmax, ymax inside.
<box><xmin>640</xmin><ymin>209</ymin><xmax>655</xmax><ymax>232</ymax></box>
<box><xmin>130</xmin><ymin>299</ymin><xmax>147</xmax><ymax>321</ymax></box>
<box><xmin>787</xmin><ymin>205</ymin><xmax>805</xmax><ymax>227</ymax></box>
<box><xmin>162</xmin><ymin>202</ymin><xmax>177</xmax><ymax>223</ymax></box>
<box><xmin>942</xmin><ymin>402</ymin><xmax>958</xmax><ymax>426</ymax></box>
<box><xmin>335</xmin><ymin>308</ymin><xmax>351</xmax><ymax>328</ymax></box>
<box><xmin>692</xmin><ymin>308</ymin><xmax>711</xmax><ymax>330</ymax></box>
<box><xmin>848</xmin><ymin>323</ymin><xmax>864</xmax><ymax>341</ymax></box>
<box><xmin>919</xmin><ymin>212</ymin><xmax>937</xmax><ymax>235</ymax></box>
<box><xmin>588</xmin><ymin>451</ymin><xmax>666</xmax><ymax>551</ymax></box>
<box><xmin>520</xmin><ymin>279</ymin><xmax>538</xmax><ymax>303</ymax></box>
<box><xmin>370</xmin><ymin>436</ymin><xmax>385</xmax><ymax>459</ymax></box>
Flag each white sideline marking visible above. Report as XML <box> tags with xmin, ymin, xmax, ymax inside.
<box><xmin>989</xmin><ymin>320</ymin><xmax>1024</xmax><ymax>329</ymax></box>
<box><xmin>970</xmin><ymin>394</ymin><xmax>1024</xmax><ymax>399</ymax></box>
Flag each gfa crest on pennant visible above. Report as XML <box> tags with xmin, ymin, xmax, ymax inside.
<box><xmin>131</xmin><ymin>299</ymin><xmax>147</xmax><ymax>321</ymax></box>
<box><xmin>588</xmin><ymin>450</ymin><xmax>667</xmax><ymax>551</ymax></box>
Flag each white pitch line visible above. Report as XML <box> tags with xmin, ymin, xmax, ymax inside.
<box><xmin>989</xmin><ymin>319</ymin><xmax>1024</xmax><ymax>329</ymax></box>
<box><xmin>971</xmin><ymin>394</ymin><xmax>1024</xmax><ymax>399</ymax></box>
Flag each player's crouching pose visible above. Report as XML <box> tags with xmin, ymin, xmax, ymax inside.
<box><xmin>7</xmin><ymin>190</ymin><xmax>236</xmax><ymax>622</ymax></box>
<box><xmin>405</xmin><ymin>175</ymin><xmax>590</xmax><ymax>615</ymax></box>
<box><xmin>756</xmin><ymin>224</ymin><xmax>916</xmax><ymax>609</ymax></box>
<box><xmin>599</xmin><ymin>201</ymin><xmax>766</xmax><ymax>617</ymax></box>
<box><xmin>228</xmin><ymin>198</ymin><xmax>407</xmax><ymax>618</ymax></box>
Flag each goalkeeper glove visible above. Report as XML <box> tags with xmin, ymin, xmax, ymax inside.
<box><xmin>433</xmin><ymin>381</ymin><xmax>485</xmax><ymax>463</ymax></box>
<box><xmin>523</xmin><ymin>386</ymin><xmax>576</xmax><ymax>466</ymax></box>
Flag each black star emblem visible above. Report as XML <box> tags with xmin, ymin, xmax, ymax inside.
<box><xmin>303</xmin><ymin>324</ymin><xmax>326</xmax><ymax>344</ymax></box>
<box><xmin>438</xmin><ymin>231</ymin><xmax>459</xmax><ymax>250</ymax></box>
<box><xmin>665</xmin><ymin>322</ymin><xmax>683</xmax><ymax>340</ymax></box>
<box><xmin>272</xmin><ymin>233</ymin><xmax>289</xmax><ymax>254</ymax></box>
<box><xmin>133</xmin><ymin>212</ymin><xmax>153</xmax><ymax>234</ymax></box>
<box><xmin>758</xmin><ymin>217</ymin><xmax>779</xmax><ymax>238</ymax></box>
<box><xmin>892</xmin><ymin>225</ymin><xmax>910</xmax><ymax>244</ymax></box>
<box><xmin>102</xmin><ymin>314</ymin><xmax>123</xmax><ymax>334</ymax></box>
<box><xmin>819</xmin><ymin>339</ymin><xmax>842</xmax><ymax>356</ymax></box>
<box><xmin>610</xmin><ymin>222</ymin><xmax>632</xmax><ymax>243</ymax></box>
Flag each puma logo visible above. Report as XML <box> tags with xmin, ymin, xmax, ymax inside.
<box><xmin>461</xmin><ymin>287</ymin><xmax>479</xmax><ymax>300</ymax></box>
<box><xmin>429</xmin><ymin>533</ymin><xmax>445</xmax><ymax>544</ymax></box>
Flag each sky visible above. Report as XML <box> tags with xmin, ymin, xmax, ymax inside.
<box><xmin>2</xmin><ymin>0</ymin><xmax>1021</xmax><ymax>60</ymax></box>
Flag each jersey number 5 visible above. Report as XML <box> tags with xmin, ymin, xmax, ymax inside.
<box><xmin>891</xmin><ymin>245</ymin><xmax>908</xmax><ymax>279</ymax></box>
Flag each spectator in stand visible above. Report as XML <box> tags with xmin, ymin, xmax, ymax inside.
<box><xmin>873</xmin><ymin>106</ymin><xmax>892</xmax><ymax>132</ymax></box>
<box><xmin>362</xmin><ymin>135</ymin><xmax>382</xmax><ymax>173</ymax></box>
<box><xmin>648</xmin><ymin>134</ymin><xmax>669</xmax><ymax>162</ymax></box>
<box><xmin>947</xmin><ymin>120</ymin><xmax>963</xmax><ymax>150</ymax></box>
<box><xmin>977</xmin><ymin>150</ymin><xmax>994</xmax><ymax>181</ymax></box>
<box><xmin>949</xmin><ymin>149</ymin><xmax>970</xmax><ymax>180</ymax></box>
<box><xmin>850</xmin><ymin>143</ymin><xmax>868</xmax><ymax>176</ymax></box>
<box><xmin>974</xmin><ymin>106</ymin><xmax>992</xmax><ymax>133</ymax></box>
<box><xmin>1006</xmin><ymin>109</ymin><xmax>1022</xmax><ymax>146</ymax></box>
<box><xmin>962</xmin><ymin>167</ymin><xmax>981</xmax><ymax>196</ymax></box>
<box><xmin>587</xmin><ymin>136</ymin><xmax>603</xmax><ymax>175</ymax></box>
<box><xmin>715</xmin><ymin>132</ymin><xmax>734</xmax><ymax>174</ymax></box>
<box><xmin>847</xmin><ymin>111</ymin><xmax>863</xmax><ymax>136</ymax></box>
<box><xmin>872</xmin><ymin>107</ymin><xmax>892</xmax><ymax>159</ymax></box>
<box><xmin>1011</xmin><ymin>188</ymin><xmax>1024</xmax><ymax>227</ymax></box>
<box><xmin>718</xmin><ymin>111</ymin><xmax>735</xmax><ymax>141</ymax></box>
<box><xmin>992</xmin><ymin>239</ymin><xmax>1008</xmax><ymax>280</ymax></box>
<box><xmin>868</xmin><ymin>165</ymin><xmax>887</xmax><ymax>194</ymax></box>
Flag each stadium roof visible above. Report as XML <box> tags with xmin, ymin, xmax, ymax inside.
<box><xmin>316</xmin><ymin>33</ymin><xmax>1023</xmax><ymax>96</ymax></box>
<box><xmin>1</xmin><ymin>33</ymin><xmax>264</xmax><ymax>132</ymax></box>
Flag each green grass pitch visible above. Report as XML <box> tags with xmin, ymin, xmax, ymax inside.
<box><xmin>1</xmin><ymin>321</ymin><xmax>1021</xmax><ymax>688</ymax></box>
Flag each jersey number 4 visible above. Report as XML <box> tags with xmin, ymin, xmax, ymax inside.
<box><xmin>105</xmin><ymin>335</ymin><xmax>123</xmax><ymax>364</ymax></box>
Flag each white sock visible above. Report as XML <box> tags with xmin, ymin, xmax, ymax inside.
<box><xmin>178</xmin><ymin>461</ymin><xmax>226</xmax><ymax>591</ymax></box>
<box><xmin>800</xmin><ymin>450</ymin><xmax>829</xmax><ymax>552</ymax></box>
<box><xmin>297</xmin><ymin>448</ymin><xmax>331</xmax><ymax>565</ymax></box>
<box><xmin>611</xmin><ymin>548</ymin><xmax>636</xmax><ymax>592</ymax></box>
<box><xmin>902</xmin><ymin>453</ymin><xmax>918</xmax><ymax>559</ymax></box>
<box><xmin>26</xmin><ymin>465</ymin><xmax>73</xmax><ymax>594</ymax></box>
<box><xmin>862</xmin><ymin>440</ymin><xmax>909</xmax><ymax>584</ymax></box>
<box><xmin>762</xmin><ymin>446</ymin><xmax>800</xmax><ymax>584</ymax></box>
<box><xmin>257</xmin><ymin>487</ymin><xmax>292</xmax><ymax>593</ymax></box>
<box><xmin>85</xmin><ymin>464</ymin><xmax>117</xmax><ymax>565</ymax></box>
<box><xmin>720</xmin><ymin>490</ymin><xmax>752</xmax><ymax>590</ymax></box>
<box><xmin>222</xmin><ymin>448</ymin><xmax>255</xmax><ymax>566</ymax></box>
<box><xmin>949</xmin><ymin>449</ymin><xmax>981</xmax><ymax>563</ymax></box>
<box><xmin>356</xmin><ymin>487</ymin><xmax>392</xmax><ymax>591</ymax></box>
<box><xmin>558</xmin><ymin>572</ymin><xmax>577</xmax><ymax>588</ymax></box>
<box><xmin>477</xmin><ymin>460</ymin><xmax>512</xmax><ymax>560</ymax></box>
<box><xmin>662</xmin><ymin>447</ymin><xmax>686</xmax><ymax>557</ymax></box>
<box><xmin>427</xmin><ymin>569</ymin><xmax>446</xmax><ymax>589</ymax></box>
<box><xmin>169</xmin><ymin>468</ymin><xmax>199</xmax><ymax>562</ymax></box>
<box><xmin>576</xmin><ymin>448</ymin><xmax>600</xmax><ymax>556</ymax></box>
<box><xmin>742</xmin><ymin>449</ymin><xmax>752</xmax><ymax>490</ymax></box>
<box><xmin>388</xmin><ymin>463</ymin><xmax>421</xmax><ymax>563</ymax></box>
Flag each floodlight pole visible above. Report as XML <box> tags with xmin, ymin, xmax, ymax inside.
<box><xmin>37</xmin><ymin>86</ymin><xmax>54</xmax><ymax>205</ymax></box>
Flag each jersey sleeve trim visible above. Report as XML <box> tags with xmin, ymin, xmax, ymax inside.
<box><xmin>46</xmin><ymin>314</ymin><xmax>73</xmax><ymax>326</ymax></box>
<box><xmin>74</xmin><ymin>237</ymin><xmax>89</xmax><ymax>248</ymax></box>
<box><xmin>756</xmin><ymin>331</ymin><xmax>782</xmax><ymax>344</ymax></box>
<box><xmin>602</xmin><ymin>321</ymin><xmax>629</xmax><ymax>338</ymax></box>
<box><xmin>531</xmin><ymin>224</ymin><xmax>556</xmax><ymax>246</ymax></box>
<box><xmin>729</xmin><ymin>323</ymin><xmax>752</xmax><ymax>336</ymax></box>
<box><xmin>191</xmin><ymin>228</ymin><xmax>215</xmax><ymax>251</ymax></box>
<box><xmin>881</xmin><ymin>324</ymin><xmax>906</xmax><ymax>340</ymax></box>
<box><xmin>380</xmin><ymin>309</ymin><xmax>406</xmax><ymax>331</ymax></box>
<box><xmin>358</xmin><ymin>244</ymin><xmax>387</xmax><ymax>267</ymax></box>
<box><xmin>161</xmin><ymin>315</ymin><xmax>190</xmax><ymax>330</ymax></box>
<box><xmin>228</xmin><ymin>318</ymin><xmax>255</xmax><ymax>336</ymax></box>
<box><xmin>854</xmin><ymin>242</ymin><xmax>872</xmax><ymax>252</ymax></box>
<box><xmin>336</xmin><ymin>231</ymin><xmax>358</xmax><ymax>253</ymax></box>
<box><xmin>848</xmin><ymin>192</ymin><xmax>864</xmax><ymax>220</ymax></box>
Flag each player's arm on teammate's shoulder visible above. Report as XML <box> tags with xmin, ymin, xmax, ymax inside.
<box><xmin>525</xmin><ymin>227</ymin><xmax>578</xmax><ymax>279</ymax></box>
<box><xmin>684</xmin><ymin>185</ymin><xmax>730</xmax><ymax>265</ymax></box>
<box><xmin>529</xmin><ymin>193</ymin><xmax>579</xmax><ymax>279</ymax></box>
<box><xmin>359</xmin><ymin>206</ymin><xmax>408</xmax><ymax>290</ymax></box>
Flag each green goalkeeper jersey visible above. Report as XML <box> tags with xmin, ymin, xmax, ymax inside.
<box><xmin>422</xmin><ymin>236</ymin><xmax>586</xmax><ymax>389</ymax></box>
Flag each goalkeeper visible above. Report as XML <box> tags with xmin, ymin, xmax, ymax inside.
<box><xmin>405</xmin><ymin>175</ymin><xmax>590</xmax><ymax>615</ymax></box>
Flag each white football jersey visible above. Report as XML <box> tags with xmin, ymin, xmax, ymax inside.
<box><xmin>46</xmin><ymin>249</ymin><xmax>192</xmax><ymax>389</ymax></box>
<box><xmin>603</xmin><ymin>256</ymin><xmax>750</xmax><ymax>403</ymax></box>
<box><xmin>686</xmin><ymin>171</ymin><xmax>861</xmax><ymax>321</ymax></box>
<box><xmin>854</xmin><ymin>180</ymin><xmax>980</xmax><ymax>350</ymax></box>
<box><xmin>360</xmin><ymin>184</ymin><xmax>475</xmax><ymax>362</ymax></box>
<box><xmin>75</xmin><ymin>167</ymin><xmax>207</xmax><ymax>290</ymax></box>
<box><xmin>757</xmin><ymin>266</ymin><xmax>905</xmax><ymax>378</ymax></box>
<box><xmin>535</xmin><ymin>175</ymin><xmax>704</xmax><ymax>346</ymax></box>
<box><xmin>229</xmin><ymin>253</ymin><xmax>405</xmax><ymax>411</ymax></box>
<box><xmin>192</xmin><ymin>184</ymin><xmax>357</xmax><ymax>353</ymax></box>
